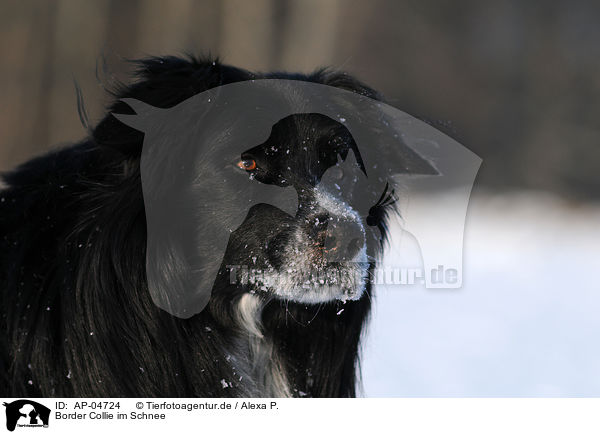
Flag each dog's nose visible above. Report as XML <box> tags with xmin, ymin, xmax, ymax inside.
<box><xmin>323</xmin><ymin>216</ymin><xmax>365</xmax><ymax>261</ymax></box>
<box><xmin>305</xmin><ymin>212</ymin><xmax>365</xmax><ymax>262</ymax></box>
<box><xmin>324</xmin><ymin>233</ymin><xmax>363</xmax><ymax>259</ymax></box>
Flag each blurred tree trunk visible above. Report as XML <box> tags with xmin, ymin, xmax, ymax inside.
<box><xmin>218</xmin><ymin>0</ymin><xmax>277</xmax><ymax>71</ymax></box>
<box><xmin>47</xmin><ymin>0</ymin><xmax>111</xmax><ymax>146</ymax></box>
<box><xmin>137</xmin><ymin>0</ymin><xmax>196</xmax><ymax>54</ymax></box>
<box><xmin>0</xmin><ymin>2</ymin><xmax>57</xmax><ymax>172</ymax></box>
<box><xmin>279</xmin><ymin>0</ymin><xmax>342</xmax><ymax>73</ymax></box>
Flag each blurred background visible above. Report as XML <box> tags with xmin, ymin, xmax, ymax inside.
<box><xmin>0</xmin><ymin>0</ymin><xmax>598</xmax><ymax>396</ymax></box>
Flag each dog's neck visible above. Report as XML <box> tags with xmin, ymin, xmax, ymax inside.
<box><xmin>209</xmin><ymin>267</ymin><xmax>371</xmax><ymax>398</ymax></box>
<box><xmin>233</xmin><ymin>293</ymin><xmax>292</xmax><ymax>397</ymax></box>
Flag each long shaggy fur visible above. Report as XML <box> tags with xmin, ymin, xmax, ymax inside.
<box><xmin>0</xmin><ymin>56</ymin><xmax>385</xmax><ymax>398</ymax></box>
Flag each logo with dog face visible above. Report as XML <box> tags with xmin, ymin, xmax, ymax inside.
<box><xmin>3</xmin><ymin>400</ymin><xmax>50</xmax><ymax>431</ymax></box>
<box><xmin>114</xmin><ymin>80</ymin><xmax>481</xmax><ymax>318</ymax></box>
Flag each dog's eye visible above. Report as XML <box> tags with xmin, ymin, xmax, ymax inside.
<box><xmin>236</xmin><ymin>158</ymin><xmax>257</xmax><ymax>171</ymax></box>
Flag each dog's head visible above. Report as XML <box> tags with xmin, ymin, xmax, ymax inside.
<box><xmin>223</xmin><ymin>112</ymin><xmax>383</xmax><ymax>304</ymax></box>
<box><xmin>110</xmin><ymin>62</ymin><xmax>438</xmax><ymax>318</ymax></box>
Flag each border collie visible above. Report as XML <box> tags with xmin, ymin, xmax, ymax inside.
<box><xmin>0</xmin><ymin>56</ymin><xmax>403</xmax><ymax>397</ymax></box>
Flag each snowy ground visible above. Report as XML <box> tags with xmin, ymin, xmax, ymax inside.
<box><xmin>361</xmin><ymin>192</ymin><xmax>600</xmax><ymax>397</ymax></box>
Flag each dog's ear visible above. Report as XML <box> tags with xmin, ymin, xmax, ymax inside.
<box><xmin>93</xmin><ymin>56</ymin><xmax>253</xmax><ymax>156</ymax></box>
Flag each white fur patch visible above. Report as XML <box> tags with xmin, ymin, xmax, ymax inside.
<box><xmin>235</xmin><ymin>293</ymin><xmax>263</xmax><ymax>338</ymax></box>
<box><xmin>234</xmin><ymin>294</ymin><xmax>291</xmax><ymax>397</ymax></box>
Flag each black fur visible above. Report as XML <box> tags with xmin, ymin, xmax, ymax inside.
<box><xmin>0</xmin><ymin>56</ymin><xmax>385</xmax><ymax>397</ymax></box>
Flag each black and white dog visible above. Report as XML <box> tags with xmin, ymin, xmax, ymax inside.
<box><xmin>0</xmin><ymin>56</ymin><xmax>402</xmax><ymax>397</ymax></box>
